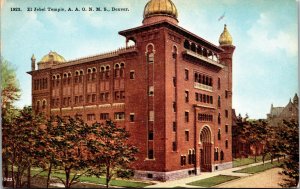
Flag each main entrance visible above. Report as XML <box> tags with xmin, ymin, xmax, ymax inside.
<box><xmin>200</xmin><ymin>126</ymin><xmax>212</xmax><ymax>172</ymax></box>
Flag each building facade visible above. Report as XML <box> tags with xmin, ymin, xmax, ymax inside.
<box><xmin>28</xmin><ymin>0</ymin><xmax>235</xmax><ymax>181</ymax></box>
<box><xmin>267</xmin><ymin>94</ymin><xmax>299</xmax><ymax>126</ymax></box>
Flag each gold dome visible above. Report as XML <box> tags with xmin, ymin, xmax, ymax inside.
<box><xmin>144</xmin><ymin>0</ymin><xmax>178</xmax><ymax>20</ymax></box>
<box><xmin>39</xmin><ymin>51</ymin><xmax>66</xmax><ymax>63</ymax></box>
<box><xmin>219</xmin><ymin>24</ymin><xmax>233</xmax><ymax>45</ymax></box>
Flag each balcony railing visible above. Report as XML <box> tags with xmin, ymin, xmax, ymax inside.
<box><xmin>194</xmin><ymin>82</ymin><xmax>213</xmax><ymax>92</ymax></box>
<box><xmin>183</xmin><ymin>50</ymin><xmax>224</xmax><ymax>69</ymax></box>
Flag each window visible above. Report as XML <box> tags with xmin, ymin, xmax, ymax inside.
<box><xmin>149</xmin><ymin>111</ymin><xmax>154</xmax><ymax>121</ymax></box>
<box><xmin>181</xmin><ymin>156</ymin><xmax>186</xmax><ymax>166</ymax></box>
<box><xmin>115</xmin><ymin>91</ymin><xmax>120</xmax><ymax>100</ymax></box>
<box><xmin>188</xmin><ymin>150</ymin><xmax>192</xmax><ymax>164</ymax></box>
<box><xmin>225</xmin><ymin>125</ymin><xmax>229</xmax><ymax>133</ymax></box>
<box><xmin>148</xmin><ymin>131</ymin><xmax>154</xmax><ymax>140</ymax></box>
<box><xmin>184</xmin><ymin>69</ymin><xmax>189</xmax><ymax>80</ymax></box>
<box><xmin>148</xmin><ymin>150</ymin><xmax>154</xmax><ymax>159</ymax></box>
<box><xmin>173</xmin><ymin>77</ymin><xmax>176</xmax><ymax>87</ymax></box>
<box><xmin>218</xmin><ymin>96</ymin><xmax>221</xmax><ymax>108</ymax></box>
<box><xmin>220</xmin><ymin>151</ymin><xmax>224</xmax><ymax>161</ymax></box>
<box><xmin>87</xmin><ymin>114</ymin><xmax>95</xmax><ymax>121</ymax></box>
<box><xmin>115</xmin><ymin>112</ymin><xmax>125</xmax><ymax>120</ymax></box>
<box><xmin>225</xmin><ymin>90</ymin><xmax>228</xmax><ymax>98</ymax></box>
<box><xmin>218</xmin><ymin>78</ymin><xmax>221</xmax><ymax>90</ymax></box>
<box><xmin>147</xmin><ymin>174</ymin><xmax>153</xmax><ymax>179</ymax></box>
<box><xmin>173</xmin><ymin>102</ymin><xmax>177</xmax><ymax>112</ymax></box>
<box><xmin>130</xmin><ymin>71</ymin><xmax>135</xmax><ymax>79</ymax></box>
<box><xmin>120</xmin><ymin>91</ymin><xmax>125</xmax><ymax>99</ymax></box>
<box><xmin>218</xmin><ymin>129</ymin><xmax>221</xmax><ymax>140</ymax></box>
<box><xmin>100</xmin><ymin>113</ymin><xmax>109</xmax><ymax>120</ymax></box>
<box><xmin>225</xmin><ymin>140</ymin><xmax>228</xmax><ymax>149</ymax></box>
<box><xmin>195</xmin><ymin>93</ymin><xmax>199</xmax><ymax>101</ymax></box>
<box><xmin>149</xmin><ymin>86</ymin><xmax>154</xmax><ymax>96</ymax></box>
<box><xmin>148</xmin><ymin>53</ymin><xmax>154</xmax><ymax>64</ymax></box>
<box><xmin>185</xmin><ymin>131</ymin><xmax>189</xmax><ymax>141</ymax></box>
<box><xmin>185</xmin><ymin>91</ymin><xmax>189</xmax><ymax>103</ymax></box>
<box><xmin>172</xmin><ymin>142</ymin><xmax>177</xmax><ymax>151</ymax></box>
<box><xmin>214</xmin><ymin>148</ymin><xmax>219</xmax><ymax>161</ymax></box>
<box><xmin>92</xmin><ymin>94</ymin><xmax>97</xmax><ymax>102</ymax></box>
<box><xmin>173</xmin><ymin>122</ymin><xmax>177</xmax><ymax>132</ymax></box>
<box><xmin>218</xmin><ymin>113</ymin><xmax>221</xmax><ymax>124</ymax></box>
<box><xmin>185</xmin><ymin>111</ymin><xmax>189</xmax><ymax>122</ymax></box>
<box><xmin>225</xmin><ymin>110</ymin><xmax>228</xmax><ymax>118</ymax></box>
<box><xmin>87</xmin><ymin>95</ymin><xmax>91</xmax><ymax>103</ymax></box>
<box><xmin>130</xmin><ymin>113</ymin><xmax>135</xmax><ymax>122</ymax></box>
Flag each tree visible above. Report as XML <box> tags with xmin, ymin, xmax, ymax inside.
<box><xmin>242</xmin><ymin>120</ymin><xmax>268</xmax><ymax>162</ymax></box>
<box><xmin>88</xmin><ymin>120</ymin><xmax>138</xmax><ymax>188</ymax></box>
<box><xmin>2</xmin><ymin>106</ymin><xmax>45</xmax><ymax>188</ymax></box>
<box><xmin>45</xmin><ymin>115</ymin><xmax>94</xmax><ymax>188</ymax></box>
<box><xmin>1</xmin><ymin>57</ymin><xmax>21</xmax><ymax>187</ymax></box>
<box><xmin>277</xmin><ymin>120</ymin><xmax>299</xmax><ymax>187</ymax></box>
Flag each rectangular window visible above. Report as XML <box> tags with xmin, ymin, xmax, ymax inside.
<box><xmin>173</xmin><ymin>122</ymin><xmax>177</xmax><ymax>132</ymax></box>
<box><xmin>87</xmin><ymin>114</ymin><xmax>95</xmax><ymax>121</ymax></box>
<box><xmin>185</xmin><ymin>111</ymin><xmax>189</xmax><ymax>122</ymax></box>
<box><xmin>130</xmin><ymin>71</ymin><xmax>135</xmax><ymax>79</ymax></box>
<box><xmin>148</xmin><ymin>149</ymin><xmax>154</xmax><ymax>159</ymax></box>
<box><xmin>225</xmin><ymin>110</ymin><xmax>228</xmax><ymax>118</ymax></box>
<box><xmin>210</xmin><ymin>96</ymin><xmax>213</xmax><ymax>104</ymax></box>
<box><xmin>225</xmin><ymin>90</ymin><xmax>228</xmax><ymax>98</ymax></box>
<box><xmin>173</xmin><ymin>102</ymin><xmax>177</xmax><ymax>112</ymax></box>
<box><xmin>87</xmin><ymin>95</ymin><xmax>91</xmax><ymax>103</ymax></box>
<box><xmin>195</xmin><ymin>93</ymin><xmax>199</xmax><ymax>101</ymax></box>
<box><xmin>149</xmin><ymin>111</ymin><xmax>154</xmax><ymax>121</ymax></box>
<box><xmin>120</xmin><ymin>91</ymin><xmax>125</xmax><ymax>99</ymax></box>
<box><xmin>185</xmin><ymin>131</ymin><xmax>189</xmax><ymax>141</ymax></box>
<box><xmin>185</xmin><ymin>91</ymin><xmax>189</xmax><ymax>103</ymax></box>
<box><xmin>115</xmin><ymin>112</ymin><xmax>125</xmax><ymax>120</ymax></box>
<box><xmin>184</xmin><ymin>69</ymin><xmax>189</xmax><ymax>80</ymax></box>
<box><xmin>100</xmin><ymin>113</ymin><xmax>109</xmax><ymax>120</ymax></box>
<box><xmin>149</xmin><ymin>86</ymin><xmax>154</xmax><ymax>96</ymax></box>
<box><xmin>130</xmin><ymin>113</ymin><xmax>135</xmax><ymax>122</ymax></box>
<box><xmin>225</xmin><ymin>125</ymin><xmax>229</xmax><ymax>133</ymax></box>
<box><xmin>218</xmin><ymin>78</ymin><xmax>221</xmax><ymax>90</ymax></box>
<box><xmin>172</xmin><ymin>142</ymin><xmax>177</xmax><ymax>151</ymax></box>
<box><xmin>173</xmin><ymin>77</ymin><xmax>176</xmax><ymax>87</ymax></box>
<box><xmin>148</xmin><ymin>131</ymin><xmax>154</xmax><ymax>140</ymax></box>
<box><xmin>115</xmin><ymin>91</ymin><xmax>120</xmax><ymax>100</ymax></box>
<box><xmin>225</xmin><ymin>140</ymin><xmax>228</xmax><ymax>148</ymax></box>
<box><xmin>92</xmin><ymin>94</ymin><xmax>96</xmax><ymax>102</ymax></box>
<box><xmin>218</xmin><ymin>129</ymin><xmax>221</xmax><ymax>140</ymax></box>
<box><xmin>105</xmin><ymin>93</ymin><xmax>109</xmax><ymax>101</ymax></box>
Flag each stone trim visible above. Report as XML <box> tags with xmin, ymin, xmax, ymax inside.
<box><xmin>85</xmin><ymin>105</ymin><xmax>97</xmax><ymax>109</ymax></box>
<box><xmin>61</xmin><ymin>107</ymin><xmax>72</xmax><ymax>111</ymax></box>
<box><xmin>73</xmin><ymin>106</ymin><xmax>84</xmax><ymax>110</ymax></box>
<box><xmin>50</xmin><ymin>108</ymin><xmax>60</xmax><ymax>112</ymax></box>
<box><xmin>212</xmin><ymin>161</ymin><xmax>233</xmax><ymax>172</ymax></box>
<box><xmin>98</xmin><ymin>104</ymin><xmax>111</xmax><ymax>108</ymax></box>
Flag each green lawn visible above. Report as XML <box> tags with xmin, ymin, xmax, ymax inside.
<box><xmin>233</xmin><ymin>155</ymin><xmax>271</xmax><ymax>167</ymax></box>
<box><xmin>234</xmin><ymin>162</ymin><xmax>282</xmax><ymax>174</ymax></box>
<box><xmin>186</xmin><ymin>175</ymin><xmax>240</xmax><ymax>187</ymax></box>
<box><xmin>30</xmin><ymin>169</ymin><xmax>152</xmax><ymax>188</ymax></box>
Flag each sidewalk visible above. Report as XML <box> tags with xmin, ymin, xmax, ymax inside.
<box><xmin>145</xmin><ymin>160</ymin><xmax>275</xmax><ymax>188</ymax></box>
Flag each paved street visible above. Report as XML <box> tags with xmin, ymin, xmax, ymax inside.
<box><xmin>145</xmin><ymin>160</ymin><xmax>283</xmax><ymax>188</ymax></box>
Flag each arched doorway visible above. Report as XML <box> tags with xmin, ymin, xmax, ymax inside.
<box><xmin>200</xmin><ymin>126</ymin><xmax>212</xmax><ymax>172</ymax></box>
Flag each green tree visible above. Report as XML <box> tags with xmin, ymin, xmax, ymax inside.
<box><xmin>277</xmin><ymin>120</ymin><xmax>299</xmax><ymax>187</ymax></box>
<box><xmin>88</xmin><ymin>120</ymin><xmax>138</xmax><ymax>188</ymax></box>
<box><xmin>2</xmin><ymin>106</ymin><xmax>45</xmax><ymax>188</ymax></box>
<box><xmin>1</xmin><ymin>57</ymin><xmax>21</xmax><ymax>187</ymax></box>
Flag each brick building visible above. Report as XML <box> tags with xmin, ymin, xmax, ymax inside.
<box><xmin>28</xmin><ymin>0</ymin><xmax>235</xmax><ymax>181</ymax></box>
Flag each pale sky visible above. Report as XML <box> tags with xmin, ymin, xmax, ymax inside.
<box><xmin>1</xmin><ymin>0</ymin><xmax>298</xmax><ymax>119</ymax></box>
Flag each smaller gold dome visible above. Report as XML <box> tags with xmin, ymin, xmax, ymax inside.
<box><xmin>219</xmin><ymin>24</ymin><xmax>233</xmax><ymax>45</ymax></box>
<box><xmin>39</xmin><ymin>51</ymin><xmax>66</xmax><ymax>63</ymax></box>
<box><xmin>144</xmin><ymin>0</ymin><xmax>178</xmax><ymax>20</ymax></box>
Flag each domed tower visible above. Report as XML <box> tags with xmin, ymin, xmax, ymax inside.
<box><xmin>37</xmin><ymin>51</ymin><xmax>66</xmax><ymax>70</ymax></box>
<box><xmin>143</xmin><ymin>0</ymin><xmax>178</xmax><ymax>25</ymax></box>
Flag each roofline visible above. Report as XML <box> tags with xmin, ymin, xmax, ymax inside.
<box><xmin>119</xmin><ymin>20</ymin><xmax>224</xmax><ymax>53</ymax></box>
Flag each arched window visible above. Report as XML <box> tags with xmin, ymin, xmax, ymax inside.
<box><xmin>105</xmin><ymin>65</ymin><xmax>110</xmax><ymax>78</ymax></box>
<box><xmin>120</xmin><ymin>63</ymin><xmax>125</xmax><ymax>78</ymax></box>
<box><xmin>218</xmin><ymin>113</ymin><xmax>221</xmax><ymax>124</ymax></box>
<box><xmin>225</xmin><ymin>140</ymin><xmax>228</xmax><ymax>149</ymax></box>
<box><xmin>173</xmin><ymin>46</ymin><xmax>178</xmax><ymax>59</ymax></box>
<box><xmin>184</xmin><ymin>40</ymin><xmax>190</xmax><ymax>49</ymax></box>
<box><xmin>214</xmin><ymin>148</ymin><xmax>219</xmax><ymax>161</ymax></box>
<box><xmin>191</xmin><ymin>43</ymin><xmax>196</xmax><ymax>52</ymax></box>
<box><xmin>114</xmin><ymin>64</ymin><xmax>120</xmax><ymax>78</ymax></box>
<box><xmin>218</xmin><ymin>96</ymin><xmax>221</xmax><ymax>108</ymax></box>
<box><xmin>42</xmin><ymin>100</ymin><xmax>46</xmax><ymax>109</ymax></box>
<box><xmin>218</xmin><ymin>129</ymin><xmax>221</xmax><ymax>140</ymax></box>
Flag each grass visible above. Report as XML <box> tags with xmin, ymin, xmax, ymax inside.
<box><xmin>30</xmin><ymin>169</ymin><xmax>152</xmax><ymax>188</ymax></box>
<box><xmin>186</xmin><ymin>175</ymin><xmax>240</xmax><ymax>187</ymax></box>
<box><xmin>234</xmin><ymin>161</ymin><xmax>282</xmax><ymax>174</ymax></box>
<box><xmin>233</xmin><ymin>154</ymin><xmax>271</xmax><ymax>167</ymax></box>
